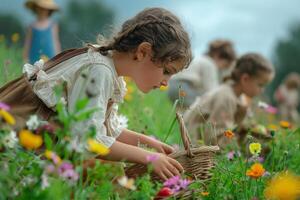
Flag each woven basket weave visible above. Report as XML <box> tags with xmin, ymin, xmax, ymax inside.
<box><xmin>125</xmin><ymin>112</ymin><xmax>219</xmax><ymax>184</ymax></box>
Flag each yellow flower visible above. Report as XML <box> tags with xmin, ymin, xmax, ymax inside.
<box><xmin>201</xmin><ymin>191</ymin><xmax>209</xmax><ymax>196</ymax></box>
<box><xmin>0</xmin><ymin>109</ymin><xmax>16</xmax><ymax>125</ymax></box>
<box><xmin>124</xmin><ymin>94</ymin><xmax>133</xmax><ymax>101</ymax></box>
<box><xmin>264</xmin><ymin>171</ymin><xmax>300</xmax><ymax>200</ymax></box>
<box><xmin>0</xmin><ymin>34</ymin><xmax>5</xmax><ymax>43</ymax></box>
<box><xmin>246</xmin><ymin>163</ymin><xmax>265</xmax><ymax>179</ymax></box>
<box><xmin>19</xmin><ymin>130</ymin><xmax>43</xmax><ymax>150</ymax></box>
<box><xmin>268</xmin><ymin>124</ymin><xmax>279</xmax><ymax>131</ymax></box>
<box><xmin>123</xmin><ymin>76</ymin><xmax>132</xmax><ymax>84</ymax></box>
<box><xmin>159</xmin><ymin>85</ymin><xmax>168</xmax><ymax>91</ymax></box>
<box><xmin>11</xmin><ymin>33</ymin><xmax>20</xmax><ymax>43</ymax></box>
<box><xmin>224</xmin><ymin>130</ymin><xmax>235</xmax><ymax>139</ymax></box>
<box><xmin>280</xmin><ymin>121</ymin><xmax>291</xmax><ymax>129</ymax></box>
<box><xmin>87</xmin><ymin>139</ymin><xmax>110</xmax><ymax>156</ymax></box>
<box><xmin>249</xmin><ymin>142</ymin><xmax>262</xmax><ymax>155</ymax></box>
<box><xmin>44</xmin><ymin>150</ymin><xmax>62</xmax><ymax>165</ymax></box>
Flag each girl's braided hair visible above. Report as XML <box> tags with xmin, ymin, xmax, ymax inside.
<box><xmin>96</xmin><ymin>7</ymin><xmax>192</xmax><ymax>72</ymax></box>
<box><xmin>231</xmin><ymin>53</ymin><xmax>274</xmax><ymax>82</ymax></box>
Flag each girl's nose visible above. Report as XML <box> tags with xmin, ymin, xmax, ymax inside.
<box><xmin>160</xmin><ymin>80</ymin><xmax>168</xmax><ymax>87</ymax></box>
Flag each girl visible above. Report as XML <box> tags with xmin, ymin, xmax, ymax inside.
<box><xmin>0</xmin><ymin>7</ymin><xmax>192</xmax><ymax>180</ymax></box>
<box><xmin>23</xmin><ymin>0</ymin><xmax>61</xmax><ymax>64</ymax></box>
<box><xmin>274</xmin><ymin>72</ymin><xmax>300</xmax><ymax>122</ymax></box>
<box><xmin>184</xmin><ymin>53</ymin><xmax>274</xmax><ymax>148</ymax></box>
<box><xmin>168</xmin><ymin>39</ymin><xmax>236</xmax><ymax>107</ymax></box>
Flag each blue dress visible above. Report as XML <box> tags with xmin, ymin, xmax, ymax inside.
<box><xmin>29</xmin><ymin>22</ymin><xmax>56</xmax><ymax>64</ymax></box>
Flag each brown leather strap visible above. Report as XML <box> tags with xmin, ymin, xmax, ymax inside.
<box><xmin>44</xmin><ymin>47</ymin><xmax>89</xmax><ymax>72</ymax></box>
<box><xmin>28</xmin><ymin>47</ymin><xmax>90</xmax><ymax>81</ymax></box>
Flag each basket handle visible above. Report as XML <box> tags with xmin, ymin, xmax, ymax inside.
<box><xmin>176</xmin><ymin>112</ymin><xmax>194</xmax><ymax>158</ymax></box>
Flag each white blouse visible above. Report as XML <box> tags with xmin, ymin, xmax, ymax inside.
<box><xmin>23</xmin><ymin>47</ymin><xmax>127</xmax><ymax>147</ymax></box>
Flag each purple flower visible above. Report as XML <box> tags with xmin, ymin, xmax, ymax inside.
<box><xmin>146</xmin><ymin>154</ymin><xmax>159</xmax><ymax>163</ymax></box>
<box><xmin>227</xmin><ymin>151</ymin><xmax>235</xmax><ymax>161</ymax></box>
<box><xmin>58</xmin><ymin>162</ymin><xmax>73</xmax><ymax>174</ymax></box>
<box><xmin>179</xmin><ymin>179</ymin><xmax>191</xmax><ymax>189</ymax></box>
<box><xmin>0</xmin><ymin>102</ymin><xmax>10</xmax><ymax>111</ymax></box>
<box><xmin>263</xmin><ymin>171</ymin><xmax>271</xmax><ymax>177</ymax></box>
<box><xmin>248</xmin><ymin>156</ymin><xmax>264</xmax><ymax>163</ymax></box>
<box><xmin>163</xmin><ymin>175</ymin><xmax>180</xmax><ymax>187</ymax></box>
<box><xmin>61</xmin><ymin>169</ymin><xmax>79</xmax><ymax>182</ymax></box>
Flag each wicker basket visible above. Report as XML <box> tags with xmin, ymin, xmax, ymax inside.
<box><xmin>125</xmin><ymin>112</ymin><xmax>219</xmax><ymax>185</ymax></box>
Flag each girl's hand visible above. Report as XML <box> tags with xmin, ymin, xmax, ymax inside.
<box><xmin>148</xmin><ymin>139</ymin><xmax>175</xmax><ymax>155</ymax></box>
<box><xmin>150</xmin><ymin>153</ymin><xmax>183</xmax><ymax>181</ymax></box>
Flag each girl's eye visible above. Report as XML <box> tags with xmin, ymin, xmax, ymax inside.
<box><xmin>163</xmin><ymin>68</ymin><xmax>171</xmax><ymax>75</ymax></box>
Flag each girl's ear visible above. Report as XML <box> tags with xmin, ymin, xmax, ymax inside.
<box><xmin>240</xmin><ymin>73</ymin><xmax>250</xmax><ymax>84</ymax></box>
<box><xmin>135</xmin><ymin>42</ymin><xmax>152</xmax><ymax>61</ymax></box>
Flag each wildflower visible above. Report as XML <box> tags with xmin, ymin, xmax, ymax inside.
<box><xmin>224</xmin><ymin>130</ymin><xmax>234</xmax><ymax>139</ymax></box>
<box><xmin>19</xmin><ymin>129</ymin><xmax>43</xmax><ymax>150</ymax></box>
<box><xmin>163</xmin><ymin>175</ymin><xmax>191</xmax><ymax>193</ymax></box>
<box><xmin>41</xmin><ymin>174</ymin><xmax>49</xmax><ymax>190</ymax></box>
<box><xmin>252</xmin><ymin>124</ymin><xmax>267</xmax><ymax>135</ymax></box>
<box><xmin>56</xmin><ymin>162</ymin><xmax>78</xmax><ymax>182</ymax></box>
<box><xmin>2</xmin><ymin>130</ymin><xmax>18</xmax><ymax>148</ymax></box>
<box><xmin>160</xmin><ymin>85</ymin><xmax>168</xmax><ymax>91</ymax></box>
<box><xmin>117</xmin><ymin>176</ymin><xmax>136</xmax><ymax>190</ymax></box>
<box><xmin>248</xmin><ymin>156</ymin><xmax>264</xmax><ymax>163</ymax></box>
<box><xmin>0</xmin><ymin>109</ymin><xmax>15</xmax><ymax>125</ymax></box>
<box><xmin>246</xmin><ymin>163</ymin><xmax>265</xmax><ymax>179</ymax></box>
<box><xmin>258</xmin><ymin>101</ymin><xmax>269</xmax><ymax>109</ymax></box>
<box><xmin>0</xmin><ymin>102</ymin><xmax>10</xmax><ymax>111</ymax></box>
<box><xmin>26</xmin><ymin>115</ymin><xmax>40</xmax><ymax>130</ymax></box>
<box><xmin>117</xmin><ymin>114</ymin><xmax>128</xmax><ymax>129</ymax></box>
<box><xmin>265</xmin><ymin>106</ymin><xmax>278</xmax><ymax>114</ymax></box>
<box><xmin>227</xmin><ymin>151</ymin><xmax>241</xmax><ymax>161</ymax></box>
<box><xmin>264</xmin><ymin>171</ymin><xmax>300</xmax><ymax>200</ymax></box>
<box><xmin>11</xmin><ymin>33</ymin><xmax>20</xmax><ymax>43</ymax></box>
<box><xmin>249</xmin><ymin>142</ymin><xmax>262</xmax><ymax>155</ymax></box>
<box><xmin>124</xmin><ymin>85</ymin><xmax>134</xmax><ymax>101</ymax></box>
<box><xmin>280</xmin><ymin>121</ymin><xmax>291</xmax><ymax>129</ymax></box>
<box><xmin>201</xmin><ymin>192</ymin><xmax>209</xmax><ymax>196</ymax></box>
<box><xmin>146</xmin><ymin>154</ymin><xmax>159</xmax><ymax>163</ymax></box>
<box><xmin>87</xmin><ymin>138</ymin><xmax>110</xmax><ymax>156</ymax></box>
<box><xmin>44</xmin><ymin>150</ymin><xmax>62</xmax><ymax>165</ymax></box>
<box><xmin>157</xmin><ymin>187</ymin><xmax>173</xmax><ymax>197</ymax></box>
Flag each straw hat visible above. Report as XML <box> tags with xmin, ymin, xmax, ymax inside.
<box><xmin>25</xmin><ymin>0</ymin><xmax>59</xmax><ymax>11</ymax></box>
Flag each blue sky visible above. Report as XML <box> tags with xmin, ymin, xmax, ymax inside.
<box><xmin>1</xmin><ymin>0</ymin><xmax>300</xmax><ymax>60</ymax></box>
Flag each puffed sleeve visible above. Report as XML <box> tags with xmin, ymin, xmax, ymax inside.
<box><xmin>68</xmin><ymin>64</ymin><xmax>118</xmax><ymax>148</ymax></box>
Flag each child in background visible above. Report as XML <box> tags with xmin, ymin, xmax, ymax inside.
<box><xmin>23</xmin><ymin>0</ymin><xmax>61</xmax><ymax>64</ymax></box>
<box><xmin>0</xmin><ymin>7</ymin><xmax>192</xmax><ymax>180</ymax></box>
<box><xmin>168</xmin><ymin>39</ymin><xmax>236</xmax><ymax>107</ymax></box>
<box><xmin>184</xmin><ymin>53</ymin><xmax>274</xmax><ymax>148</ymax></box>
<box><xmin>275</xmin><ymin>72</ymin><xmax>300</xmax><ymax>123</ymax></box>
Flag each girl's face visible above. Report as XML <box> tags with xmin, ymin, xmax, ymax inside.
<box><xmin>36</xmin><ymin>6</ymin><xmax>50</xmax><ymax>19</ymax></box>
<box><xmin>240</xmin><ymin>72</ymin><xmax>273</xmax><ymax>98</ymax></box>
<box><xmin>132</xmin><ymin>42</ymin><xmax>184</xmax><ymax>93</ymax></box>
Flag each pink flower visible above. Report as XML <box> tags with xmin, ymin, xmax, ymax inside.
<box><xmin>164</xmin><ymin>175</ymin><xmax>180</xmax><ymax>187</ymax></box>
<box><xmin>265</xmin><ymin>106</ymin><xmax>278</xmax><ymax>114</ymax></box>
<box><xmin>58</xmin><ymin>162</ymin><xmax>73</xmax><ymax>174</ymax></box>
<box><xmin>146</xmin><ymin>154</ymin><xmax>159</xmax><ymax>163</ymax></box>
<box><xmin>61</xmin><ymin>169</ymin><xmax>79</xmax><ymax>182</ymax></box>
<box><xmin>0</xmin><ymin>102</ymin><xmax>10</xmax><ymax>111</ymax></box>
<box><xmin>163</xmin><ymin>176</ymin><xmax>191</xmax><ymax>193</ymax></box>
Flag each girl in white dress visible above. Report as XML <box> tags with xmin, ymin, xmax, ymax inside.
<box><xmin>0</xmin><ymin>7</ymin><xmax>192</xmax><ymax>180</ymax></box>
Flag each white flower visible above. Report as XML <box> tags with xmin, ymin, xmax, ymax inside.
<box><xmin>2</xmin><ymin>130</ymin><xmax>18</xmax><ymax>148</ymax></box>
<box><xmin>41</xmin><ymin>174</ymin><xmax>49</xmax><ymax>190</ymax></box>
<box><xmin>258</xmin><ymin>101</ymin><xmax>269</xmax><ymax>109</ymax></box>
<box><xmin>118</xmin><ymin>114</ymin><xmax>128</xmax><ymax>129</ymax></box>
<box><xmin>26</xmin><ymin>115</ymin><xmax>40</xmax><ymax>130</ymax></box>
<box><xmin>67</xmin><ymin>137</ymin><xmax>84</xmax><ymax>153</ymax></box>
<box><xmin>60</xmin><ymin>97</ymin><xmax>67</xmax><ymax>106</ymax></box>
<box><xmin>117</xmin><ymin>176</ymin><xmax>136</xmax><ymax>190</ymax></box>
